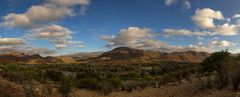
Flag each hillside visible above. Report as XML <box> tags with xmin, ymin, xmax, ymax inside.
<box><xmin>0</xmin><ymin>47</ymin><xmax>210</xmax><ymax>64</ymax></box>
<box><xmin>79</xmin><ymin>47</ymin><xmax>210</xmax><ymax>64</ymax></box>
<box><xmin>0</xmin><ymin>52</ymin><xmax>64</xmax><ymax>64</ymax></box>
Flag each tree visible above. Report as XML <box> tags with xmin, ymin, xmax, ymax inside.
<box><xmin>201</xmin><ymin>50</ymin><xmax>230</xmax><ymax>73</ymax></box>
<box><xmin>200</xmin><ymin>50</ymin><xmax>232</xmax><ymax>88</ymax></box>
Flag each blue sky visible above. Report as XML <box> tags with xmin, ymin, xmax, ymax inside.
<box><xmin>0</xmin><ymin>0</ymin><xmax>240</xmax><ymax>55</ymax></box>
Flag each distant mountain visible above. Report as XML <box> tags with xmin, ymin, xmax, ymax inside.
<box><xmin>59</xmin><ymin>52</ymin><xmax>102</xmax><ymax>63</ymax></box>
<box><xmin>0</xmin><ymin>47</ymin><xmax>210</xmax><ymax>64</ymax></box>
<box><xmin>0</xmin><ymin>52</ymin><xmax>64</xmax><ymax>64</ymax></box>
<box><xmin>80</xmin><ymin>47</ymin><xmax>210</xmax><ymax>64</ymax></box>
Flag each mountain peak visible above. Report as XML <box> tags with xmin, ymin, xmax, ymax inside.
<box><xmin>100</xmin><ymin>47</ymin><xmax>144</xmax><ymax>60</ymax></box>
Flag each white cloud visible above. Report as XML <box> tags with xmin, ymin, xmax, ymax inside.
<box><xmin>229</xmin><ymin>49</ymin><xmax>240</xmax><ymax>54</ymax></box>
<box><xmin>0</xmin><ymin>38</ymin><xmax>24</xmax><ymax>45</ymax></box>
<box><xmin>0</xmin><ymin>46</ymin><xmax>14</xmax><ymax>51</ymax></box>
<box><xmin>182</xmin><ymin>0</ymin><xmax>191</xmax><ymax>10</ymax></box>
<box><xmin>209</xmin><ymin>40</ymin><xmax>236</xmax><ymax>47</ymax></box>
<box><xmin>163</xmin><ymin>28</ymin><xmax>208</xmax><ymax>36</ymax></box>
<box><xmin>155</xmin><ymin>44</ymin><xmax>212</xmax><ymax>53</ymax></box>
<box><xmin>137</xmin><ymin>39</ymin><xmax>169</xmax><ymax>50</ymax></box>
<box><xmin>32</xmin><ymin>24</ymin><xmax>72</xmax><ymax>40</ymax></box>
<box><xmin>1</xmin><ymin>13</ymin><xmax>33</xmax><ymax>28</ymax></box>
<box><xmin>48</xmin><ymin>0</ymin><xmax>90</xmax><ymax>6</ymax></box>
<box><xmin>0</xmin><ymin>0</ymin><xmax>90</xmax><ymax>50</ymax></box>
<box><xmin>165</xmin><ymin>0</ymin><xmax>177</xmax><ymax>6</ymax></box>
<box><xmin>2</xmin><ymin>4</ymin><xmax>73</xmax><ymax>28</ymax></box>
<box><xmin>181</xmin><ymin>45</ymin><xmax>212</xmax><ymax>52</ymax></box>
<box><xmin>77</xmin><ymin>44</ymin><xmax>85</xmax><ymax>48</ymax></box>
<box><xmin>0</xmin><ymin>45</ymin><xmax>56</xmax><ymax>56</ymax></box>
<box><xmin>192</xmin><ymin>8</ymin><xmax>240</xmax><ymax>36</ymax></box>
<box><xmin>192</xmin><ymin>8</ymin><xmax>224</xmax><ymax>29</ymax></box>
<box><xmin>165</xmin><ymin>0</ymin><xmax>191</xmax><ymax>10</ymax></box>
<box><xmin>30</xmin><ymin>24</ymin><xmax>85</xmax><ymax>49</ymax></box>
<box><xmin>55</xmin><ymin>44</ymin><xmax>67</xmax><ymax>49</ymax></box>
<box><xmin>101</xmin><ymin>27</ymin><xmax>212</xmax><ymax>53</ymax></box>
<box><xmin>233</xmin><ymin>14</ymin><xmax>240</xmax><ymax>19</ymax></box>
<box><xmin>101</xmin><ymin>27</ymin><xmax>154</xmax><ymax>48</ymax></box>
<box><xmin>215</xmin><ymin>23</ymin><xmax>239</xmax><ymax>36</ymax></box>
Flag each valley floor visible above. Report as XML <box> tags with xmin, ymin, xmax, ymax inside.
<box><xmin>70</xmin><ymin>80</ymin><xmax>236</xmax><ymax>97</ymax></box>
<box><xmin>0</xmin><ymin>76</ymin><xmax>237</xmax><ymax>97</ymax></box>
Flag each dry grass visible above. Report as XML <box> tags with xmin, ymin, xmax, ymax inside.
<box><xmin>70</xmin><ymin>77</ymin><xmax>236</xmax><ymax>97</ymax></box>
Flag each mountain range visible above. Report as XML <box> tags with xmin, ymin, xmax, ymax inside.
<box><xmin>0</xmin><ymin>47</ymin><xmax>210</xmax><ymax>64</ymax></box>
<box><xmin>78</xmin><ymin>47</ymin><xmax>210</xmax><ymax>64</ymax></box>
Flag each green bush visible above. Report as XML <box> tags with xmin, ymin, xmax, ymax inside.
<box><xmin>45</xmin><ymin>70</ymin><xmax>63</xmax><ymax>82</ymax></box>
<box><xmin>58</xmin><ymin>76</ymin><xmax>74</xmax><ymax>97</ymax></box>
<box><xmin>4</xmin><ymin>64</ymin><xmax>18</xmax><ymax>72</ymax></box>
<box><xmin>22</xmin><ymin>69</ymin><xmax>41</xmax><ymax>81</ymax></box>
<box><xmin>77</xmin><ymin>77</ymin><xmax>101</xmax><ymax>90</ymax></box>
<box><xmin>201</xmin><ymin>50</ymin><xmax>230</xmax><ymax>73</ymax></box>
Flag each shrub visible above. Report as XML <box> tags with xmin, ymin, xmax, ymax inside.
<box><xmin>109</xmin><ymin>77</ymin><xmax>122</xmax><ymax>89</ymax></box>
<box><xmin>3</xmin><ymin>64</ymin><xmax>18</xmax><ymax>72</ymax></box>
<box><xmin>77</xmin><ymin>77</ymin><xmax>101</xmax><ymax>90</ymax></box>
<box><xmin>226</xmin><ymin>58</ymin><xmax>240</xmax><ymax>90</ymax></box>
<box><xmin>58</xmin><ymin>76</ymin><xmax>74</xmax><ymax>97</ymax></box>
<box><xmin>22</xmin><ymin>69</ymin><xmax>41</xmax><ymax>81</ymax></box>
<box><xmin>121</xmin><ymin>81</ymin><xmax>139</xmax><ymax>92</ymax></box>
<box><xmin>45</xmin><ymin>70</ymin><xmax>63</xmax><ymax>82</ymax></box>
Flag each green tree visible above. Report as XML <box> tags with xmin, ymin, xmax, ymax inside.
<box><xmin>201</xmin><ymin>50</ymin><xmax>230</xmax><ymax>73</ymax></box>
<box><xmin>200</xmin><ymin>50</ymin><xmax>232</xmax><ymax>88</ymax></box>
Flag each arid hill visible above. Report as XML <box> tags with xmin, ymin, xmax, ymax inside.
<box><xmin>79</xmin><ymin>47</ymin><xmax>210</xmax><ymax>64</ymax></box>
<box><xmin>0</xmin><ymin>52</ymin><xmax>64</xmax><ymax>64</ymax></box>
<box><xmin>0</xmin><ymin>47</ymin><xmax>210</xmax><ymax>64</ymax></box>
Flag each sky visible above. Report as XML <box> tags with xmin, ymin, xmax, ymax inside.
<box><xmin>0</xmin><ymin>0</ymin><xmax>240</xmax><ymax>56</ymax></box>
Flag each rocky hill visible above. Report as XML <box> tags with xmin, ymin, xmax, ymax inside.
<box><xmin>80</xmin><ymin>47</ymin><xmax>210</xmax><ymax>64</ymax></box>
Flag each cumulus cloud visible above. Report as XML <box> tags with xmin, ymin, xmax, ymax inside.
<box><xmin>192</xmin><ymin>8</ymin><xmax>224</xmax><ymax>29</ymax></box>
<box><xmin>1</xmin><ymin>0</ymin><xmax>91</xmax><ymax>29</ymax></box>
<box><xmin>190</xmin><ymin>8</ymin><xmax>240</xmax><ymax>36</ymax></box>
<box><xmin>209</xmin><ymin>40</ymin><xmax>236</xmax><ymax>47</ymax></box>
<box><xmin>2</xmin><ymin>4</ymin><xmax>73</xmax><ymax>28</ymax></box>
<box><xmin>31</xmin><ymin>24</ymin><xmax>72</xmax><ymax>40</ymax></box>
<box><xmin>101</xmin><ymin>27</ymin><xmax>154</xmax><ymax>48</ymax></box>
<box><xmin>29</xmin><ymin>24</ymin><xmax>84</xmax><ymax>49</ymax></box>
<box><xmin>101</xmin><ymin>27</ymin><xmax>212</xmax><ymax>53</ymax></box>
<box><xmin>215</xmin><ymin>23</ymin><xmax>239</xmax><ymax>36</ymax></box>
<box><xmin>0</xmin><ymin>0</ymin><xmax>90</xmax><ymax>50</ymax></box>
<box><xmin>164</xmin><ymin>8</ymin><xmax>240</xmax><ymax>37</ymax></box>
<box><xmin>0</xmin><ymin>38</ymin><xmax>24</xmax><ymax>45</ymax></box>
<box><xmin>0</xmin><ymin>46</ymin><xmax>14</xmax><ymax>51</ymax></box>
<box><xmin>163</xmin><ymin>28</ymin><xmax>208</xmax><ymax>36</ymax></box>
